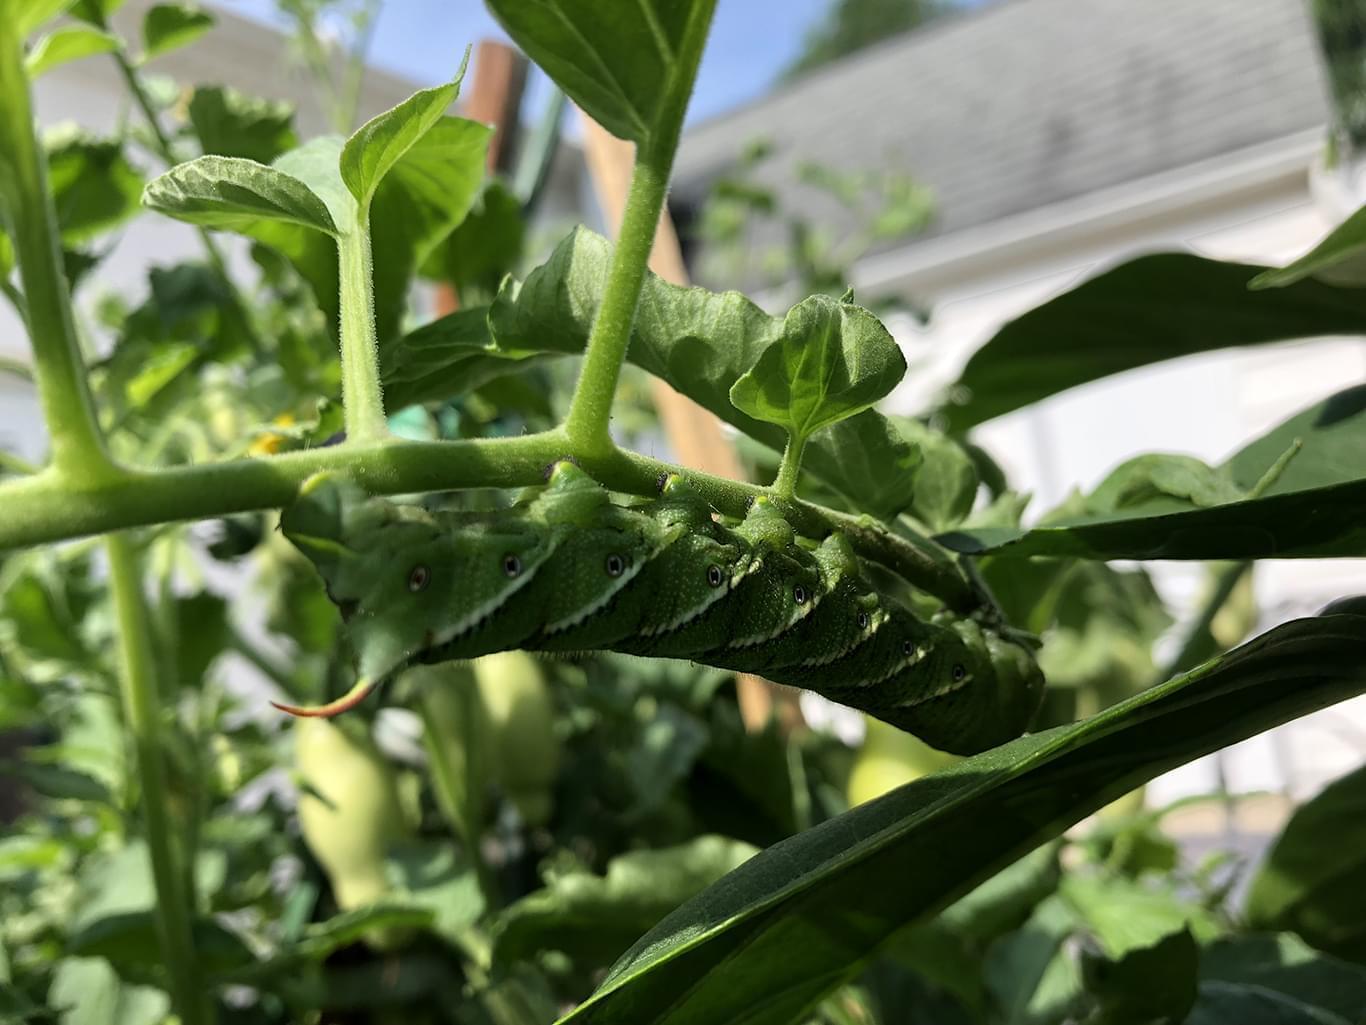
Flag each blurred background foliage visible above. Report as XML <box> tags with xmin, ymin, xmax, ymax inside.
<box><xmin>1</xmin><ymin>1</ymin><xmax>1364</xmax><ymax>1024</ymax></box>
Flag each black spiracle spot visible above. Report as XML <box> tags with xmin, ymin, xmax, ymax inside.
<box><xmin>605</xmin><ymin>553</ymin><xmax>626</xmax><ymax>577</ymax></box>
<box><xmin>502</xmin><ymin>554</ymin><xmax>523</xmax><ymax>578</ymax></box>
<box><xmin>407</xmin><ymin>565</ymin><xmax>430</xmax><ymax>593</ymax></box>
<box><xmin>857</xmin><ymin>611</ymin><xmax>870</xmax><ymax>630</ymax></box>
<box><xmin>952</xmin><ymin>663</ymin><xmax>966</xmax><ymax>681</ymax></box>
<box><xmin>706</xmin><ymin>564</ymin><xmax>724</xmax><ymax>588</ymax></box>
<box><xmin>902</xmin><ymin>639</ymin><xmax>914</xmax><ymax>657</ymax></box>
<box><xmin>793</xmin><ymin>584</ymin><xmax>807</xmax><ymax>605</ymax></box>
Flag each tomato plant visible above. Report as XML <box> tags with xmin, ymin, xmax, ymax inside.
<box><xmin>1</xmin><ymin>1</ymin><xmax>1366</xmax><ymax>1023</ymax></box>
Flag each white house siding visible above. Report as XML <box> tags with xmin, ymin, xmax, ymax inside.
<box><xmin>856</xmin><ymin>142</ymin><xmax>1366</xmax><ymax>809</ymax></box>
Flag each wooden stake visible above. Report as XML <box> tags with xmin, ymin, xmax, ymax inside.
<box><xmin>578</xmin><ymin>113</ymin><xmax>804</xmax><ymax>734</ymax></box>
<box><xmin>437</xmin><ymin>39</ymin><xmax>528</xmax><ymax>315</ymax></box>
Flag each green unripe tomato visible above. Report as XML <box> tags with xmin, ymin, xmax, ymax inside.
<box><xmin>294</xmin><ymin>717</ymin><xmax>409</xmax><ymax>949</ymax></box>
<box><xmin>472</xmin><ymin>651</ymin><xmax>560</xmax><ymax>827</ymax></box>
<box><xmin>847</xmin><ymin>716</ymin><xmax>959</xmax><ymax>806</ymax></box>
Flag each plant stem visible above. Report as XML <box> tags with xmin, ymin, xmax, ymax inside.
<box><xmin>1151</xmin><ymin>442</ymin><xmax>1302</xmax><ymax>683</ymax></box>
<box><xmin>107</xmin><ymin>533</ymin><xmax>213</xmax><ymax>1025</ymax></box>
<box><xmin>1154</xmin><ymin>561</ymin><xmax>1252</xmax><ymax>684</ymax></box>
<box><xmin>0</xmin><ymin>430</ymin><xmax>981</xmax><ymax>613</ymax></box>
<box><xmin>562</xmin><ymin>155</ymin><xmax>669</xmax><ymax>454</ymax></box>
<box><xmin>0</xmin><ymin>21</ymin><xmax>115</xmax><ymax>479</ymax></box>
<box><xmin>337</xmin><ymin>221</ymin><xmax>389</xmax><ymax>442</ymax></box>
<box><xmin>772</xmin><ymin>433</ymin><xmax>807</xmax><ymax>498</ymax></box>
<box><xmin>562</xmin><ymin>0</ymin><xmax>717</xmax><ymax>453</ymax></box>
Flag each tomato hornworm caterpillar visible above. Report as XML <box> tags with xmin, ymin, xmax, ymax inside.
<box><xmin>278</xmin><ymin>464</ymin><xmax>1044</xmax><ymax>755</ymax></box>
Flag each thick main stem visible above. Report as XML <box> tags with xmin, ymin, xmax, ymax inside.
<box><xmin>562</xmin><ymin>0</ymin><xmax>717</xmax><ymax>452</ymax></box>
<box><xmin>107</xmin><ymin>534</ymin><xmax>213</xmax><ymax>1025</ymax></box>
<box><xmin>0</xmin><ymin>430</ymin><xmax>980</xmax><ymax>613</ymax></box>
<box><xmin>0</xmin><ymin>21</ymin><xmax>114</xmax><ymax>477</ymax></box>
<box><xmin>338</xmin><ymin>221</ymin><xmax>388</xmax><ymax>442</ymax></box>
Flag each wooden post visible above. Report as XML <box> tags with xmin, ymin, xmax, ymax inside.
<box><xmin>437</xmin><ymin>39</ymin><xmax>528</xmax><ymax>315</ymax></box>
<box><xmin>578</xmin><ymin>113</ymin><xmax>804</xmax><ymax>734</ymax></box>
<box><xmin>464</xmin><ymin>38</ymin><xmax>528</xmax><ymax>174</ymax></box>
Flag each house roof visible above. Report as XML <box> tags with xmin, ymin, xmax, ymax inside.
<box><xmin>672</xmin><ymin>0</ymin><xmax>1334</xmax><ymax>286</ymax></box>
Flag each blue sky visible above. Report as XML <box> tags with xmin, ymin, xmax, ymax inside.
<box><xmin>216</xmin><ymin>0</ymin><xmax>835</xmax><ymax>125</ymax></box>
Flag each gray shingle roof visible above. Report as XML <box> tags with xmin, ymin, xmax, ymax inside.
<box><xmin>673</xmin><ymin>0</ymin><xmax>1334</xmax><ymax>280</ymax></box>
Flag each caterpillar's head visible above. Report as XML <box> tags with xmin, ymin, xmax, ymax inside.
<box><xmin>896</xmin><ymin>619</ymin><xmax>1046</xmax><ymax>755</ymax></box>
<box><xmin>277</xmin><ymin>473</ymin><xmax>549</xmax><ymax>715</ymax></box>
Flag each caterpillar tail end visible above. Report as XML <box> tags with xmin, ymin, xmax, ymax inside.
<box><xmin>271</xmin><ymin>677</ymin><xmax>378</xmax><ymax>718</ymax></box>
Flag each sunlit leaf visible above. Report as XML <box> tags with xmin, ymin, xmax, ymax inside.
<box><xmin>24</xmin><ymin>24</ymin><xmax>116</xmax><ymax>77</ymax></box>
<box><xmin>555</xmin><ymin>614</ymin><xmax>1366</xmax><ymax>1024</ymax></box>
<box><xmin>140</xmin><ymin>2</ymin><xmax>213</xmax><ymax>61</ymax></box>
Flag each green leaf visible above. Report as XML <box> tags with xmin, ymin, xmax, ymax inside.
<box><xmin>890</xmin><ymin>418</ymin><xmax>979</xmax><ymax>531</ymax></box>
<box><xmin>489</xmin><ymin>228</ymin><xmax>919</xmax><ymax>518</ymax></box>
<box><xmin>45</xmin><ymin>129</ymin><xmax>142</xmax><ymax>244</ymax></box>
<box><xmin>141</xmin><ymin>154</ymin><xmax>339</xmax><ymax>237</ymax></box>
<box><xmin>553</xmin><ymin>614</ymin><xmax>1366</xmax><ymax>1025</ymax></box>
<box><xmin>940</xmin><ymin>255</ymin><xmax>1366</xmax><ymax>431</ymax></box>
<box><xmin>1252</xmin><ymin>201</ymin><xmax>1366</xmax><ymax>289</ymax></box>
<box><xmin>169</xmin><ymin>590</ymin><xmax>228</xmax><ymax>687</ymax></box>
<box><xmin>494</xmin><ymin>836</ymin><xmax>757</xmax><ymax>972</ymax></box>
<box><xmin>1188</xmin><ymin>982</ymin><xmax>1357</xmax><ymax>1024</ymax></box>
<box><xmin>340</xmin><ymin>58</ymin><xmax>467</xmax><ymax>207</ymax></box>
<box><xmin>983</xmin><ymin>895</ymin><xmax>1083</xmax><ymax>1025</ymax></box>
<box><xmin>1226</xmin><ymin>384</ymin><xmax>1366</xmax><ymax>496</ymax></box>
<box><xmin>140</xmin><ymin>2</ymin><xmax>213</xmax><ymax>61</ymax></box>
<box><xmin>67</xmin><ymin>912</ymin><xmax>255</xmax><ymax>984</ymax></box>
<box><xmin>380</xmin><ymin>306</ymin><xmax>543</xmax><ymax>410</ymax></box>
<box><xmin>4</xmin><ymin>759</ymin><xmax>112</xmax><ymax>803</ymax></box>
<box><xmin>187</xmin><ymin>85</ymin><xmax>297</xmax><ymax>163</ymax></box>
<box><xmin>9</xmin><ymin>0</ymin><xmax>75</xmax><ymax>35</ymax></box>
<box><xmin>1080</xmin><ymin>927</ymin><xmax>1198</xmax><ymax>1025</ymax></box>
<box><xmin>368</xmin><ymin>116</ymin><xmax>492</xmax><ymax>348</ymax></box>
<box><xmin>68</xmin><ymin>0</ymin><xmax>124</xmax><ymax>23</ymax></box>
<box><xmin>937</xmin><ymin>844</ymin><xmax>1060</xmax><ymax>942</ymax></box>
<box><xmin>729</xmin><ymin>293</ymin><xmax>905</xmax><ymax>445</ymax></box>
<box><xmin>1198</xmin><ymin>934</ymin><xmax>1366</xmax><ymax>1022</ymax></box>
<box><xmin>1081</xmin><ymin>453</ymin><xmax>1245</xmax><ymax>514</ymax></box>
<box><xmin>486</xmin><ymin>0</ymin><xmax>698</xmax><ymax>145</ymax></box>
<box><xmin>46</xmin><ymin>957</ymin><xmax>168</xmax><ymax>1025</ymax></box>
<box><xmin>24</xmin><ymin>24</ymin><xmax>116</xmax><ymax>77</ymax></box>
<box><xmin>420</xmin><ymin>179</ymin><xmax>525</xmax><ymax>301</ymax></box>
<box><xmin>1245</xmin><ymin>764</ymin><xmax>1366</xmax><ymax>963</ymax></box>
<box><xmin>292</xmin><ymin>904</ymin><xmax>434</xmax><ymax>960</ymax></box>
<box><xmin>1061</xmin><ymin>875</ymin><xmax>1219</xmax><ymax>956</ymax></box>
<box><xmin>939</xmin><ymin>384</ymin><xmax>1366</xmax><ymax>560</ymax></box>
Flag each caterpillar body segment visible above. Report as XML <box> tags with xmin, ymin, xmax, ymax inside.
<box><xmin>280</xmin><ymin>465</ymin><xmax>1045</xmax><ymax>754</ymax></box>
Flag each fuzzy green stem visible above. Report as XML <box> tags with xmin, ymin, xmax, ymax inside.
<box><xmin>562</xmin><ymin>157</ymin><xmax>669</xmax><ymax>453</ymax></box>
<box><xmin>563</xmin><ymin>0</ymin><xmax>717</xmax><ymax>453</ymax></box>
<box><xmin>0</xmin><ymin>21</ymin><xmax>114</xmax><ymax>478</ymax></box>
<box><xmin>107</xmin><ymin>533</ymin><xmax>213</xmax><ymax>1025</ymax></box>
<box><xmin>338</xmin><ymin>220</ymin><xmax>389</xmax><ymax>442</ymax></box>
<box><xmin>772</xmin><ymin>433</ymin><xmax>807</xmax><ymax>498</ymax></box>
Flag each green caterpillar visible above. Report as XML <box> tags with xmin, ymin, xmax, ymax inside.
<box><xmin>278</xmin><ymin>463</ymin><xmax>1044</xmax><ymax>755</ymax></box>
